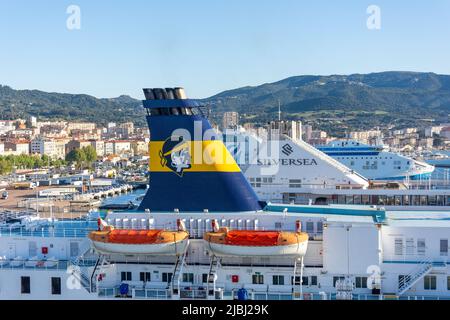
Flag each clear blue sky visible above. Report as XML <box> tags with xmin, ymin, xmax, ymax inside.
<box><xmin>0</xmin><ymin>0</ymin><xmax>449</xmax><ymax>99</ymax></box>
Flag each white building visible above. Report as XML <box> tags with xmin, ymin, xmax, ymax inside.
<box><xmin>269</xmin><ymin>120</ymin><xmax>302</xmax><ymax>141</ymax></box>
<box><xmin>222</xmin><ymin>112</ymin><xmax>239</xmax><ymax>130</ymax></box>
<box><xmin>113</xmin><ymin>141</ymin><xmax>132</xmax><ymax>155</ymax></box>
<box><xmin>31</xmin><ymin>138</ymin><xmax>58</xmax><ymax>159</ymax></box>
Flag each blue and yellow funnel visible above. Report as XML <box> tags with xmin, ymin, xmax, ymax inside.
<box><xmin>138</xmin><ymin>88</ymin><xmax>263</xmax><ymax>212</ymax></box>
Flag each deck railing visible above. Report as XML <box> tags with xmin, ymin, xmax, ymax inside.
<box><xmin>0</xmin><ymin>227</ymin><xmax>95</xmax><ymax>238</ymax></box>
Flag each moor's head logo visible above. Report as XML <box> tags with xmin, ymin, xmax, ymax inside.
<box><xmin>159</xmin><ymin>136</ymin><xmax>192</xmax><ymax>176</ymax></box>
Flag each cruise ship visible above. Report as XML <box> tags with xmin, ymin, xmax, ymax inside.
<box><xmin>0</xmin><ymin>87</ymin><xmax>450</xmax><ymax>301</ymax></box>
<box><xmin>316</xmin><ymin>140</ymin><xmax>435</xmax><ymax>181</ymax></box>
<box><xmin>224</xmin><ymin>128</ymin><xmax>450</xmax><ymax>210</ymax></box>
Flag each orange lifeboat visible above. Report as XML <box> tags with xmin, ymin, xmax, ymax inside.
<box><xmin>89</xmin><ymin>219</ymin><xmax>189</xmax><ymax>255</ymax></box>
<box><xmin>203</xmin><ymin>220</ymin><xmax>308</xmax><ymax>257</ymax></box>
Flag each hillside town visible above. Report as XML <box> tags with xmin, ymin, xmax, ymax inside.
<box><xmin>0</xmin><ymin>117</ymin><xmax>149</xmax><ymax>163</ymax></box>
<box><xmin>221</xmin><ymin>111</ymin><xmax>450</xmax><ymax>154</ymax></box>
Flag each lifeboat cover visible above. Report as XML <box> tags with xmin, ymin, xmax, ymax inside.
<box><xmin>225</xmin><ymin>231</ymin><xmax>280</xmax><ymax>246</ymax></box>
<box><xmin>108</xmin><ymin>229</ymin><xmax>162</xmax><ymax>244</ymax></box>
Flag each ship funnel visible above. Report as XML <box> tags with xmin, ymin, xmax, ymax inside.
<box><xmin>138</xmin><ymin>87</ymin><xmax>264</xmax><ymax>212</ymax></box>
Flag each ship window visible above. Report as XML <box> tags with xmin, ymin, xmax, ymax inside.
<box><xmin>252</xmin><ymin>274</ymin><xmax>264</xmax><ymax>285</ymax></box>
<box><xmin>162</xmin><ymin>273</ymin><xmax>173</xmax><ymax>283</ymax></box>
<box><xmin>403</xmin><ymin>195</ymin><xmax>410</xmax><ymax>206</ymax></box>
<box><xmin>291</xmin><ymin>276</ymin><xmax>301</xmax><ymax>285</ymax></box>
<box><xmin>361</xmin><ymin>195</ymin><xmax>370</xmax><ymax>205</ymax></box>
<box><xmin>440</xmin><ymin>239</ymin><xmax>448</xmax><ymax>256</ymax></box>
<box><xmin>202</xmin><ymin>274</ymin><xmax>208</xmax><ymax>283</ymax></box>
<box><xmin>302</xmin><ymin>277</ymin><xmax>309</xmax><ymax>286</ymax></box>
<box><xmin>428</xmin><ymin>196</ymin><xmax>437</xmax><ymax>206</ymax></box>
<box><xmin>311</xmin><ymin>276</ymin><xmax>318</xmax><ymax>286</ymax></box>
<box><xmin>140</xmin><ymin>272</ymin><xmax>151</xmax><ymax>282</ymax></box>
<box><xmin>28</xmin><ymin>241</ymin><xmax>37</xmax><ymax>257</ymax></box>
<box><xmin>51</xmin><ymin>277</ymin><xmax>61</xmax><ymax>295</ymax></box>
<box><xmin>70</xmin><ymin>242</ymin><xmax>79</xmax><ymax>258</ymax></box>
<box><xmin>317</xmin><ymin>222</ymin><xmax>323</xmax><ymax>234</ymax></box>
<box><xmin>448</xmin><ymin>276</ymin><xmax>450</xmax><ymax>290</ymax></box>
<box><xmin>121</xmin><ymin>272</ymin><xmax>132</xmax><ymax>281</ymax></box>
<box><xmin>417</xmin><ymin>239</ymin><xmax>426</xmax><ymax>255</ymax></box>
<box><xmin>21</xmin><ymin>276</ymin><xmax>30</xmax><ymax>294</ymax></box>
<box><xmin>405</xmin><ymin>238</ymin><xmax>414</xmax><ymax>255</ymax></box>
<box><xmin>182</xmin><ymin>273</ymin><xmax>194</xmax><ymax>283</ymax></box>
<box><xmin>289</xmin><ymin>179</ymin><xmax>302</xmax><ymax>188</ymax></box>
<box><xmin>274</xmin><ymin>222</ymin><xmax>282</xmax><ymax>230</ymax></box>
<box><xmin>355</xmin><ymin>277</ymin><xmax>367</xmax><ymax>289</ymax></box>
<box><xmin>306</xmin><ymin>222</ymin><xmax>314</xmax><ymax>233</ymax></box>
<box><xmin>424</xmin><ymin>276</ymin><xmax>436</xmax><ymax>290</ymax></box>
<box><xmin>394</xmin><ymin>238</ymin><xmax>403</xmax><ymax>255</ymax></box>
<box><xmin>333</xmin><ymin>276</ymin><xmax>345</xmax><ymax>287</ymax></box>
<box><xmin>272</xmin><ymin>275</ymin><xmax>284</xmax><ymax>285</ymax></box>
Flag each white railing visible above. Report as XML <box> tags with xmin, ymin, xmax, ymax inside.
<box><xmin>0</xmin><ymin>259</ymin><xmax>68</xmax><ymax>270</ymax></box>
<box><xmin>0</xmin><ymin>227</ymin><xmax>94</xmax><ymax>238</ymax></box>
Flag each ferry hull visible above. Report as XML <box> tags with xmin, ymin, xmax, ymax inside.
<box><xmin>205</xmin><ymin>241</ymin><xmax>308</xmax><ymax>257</ymax></box>
<box><xmin>91</xmin><ymin>238</ymin><xmax>189</xmax><ymax>255</ymax></box>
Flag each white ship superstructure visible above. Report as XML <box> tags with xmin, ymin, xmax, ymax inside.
<box><xmin>0</xmin><ymin>207</ymin><xmax>449</xmax><ymax>300</ymax></box>
<box><xmin>316</xmin><ymin>140</ymin><xmax>435</xmax><ymax>181</ymax></box>
<box><xmin>224</xmin><ymin>128</ymin><xmax>450</xmax><ymax>210</ymax></box>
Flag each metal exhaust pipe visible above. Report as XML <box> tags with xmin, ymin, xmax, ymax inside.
<box><xmin>174</xmin><ymin>87</ymin><xmax>187</xmax><ymax>99</ymax></box>
<box><xmin>152</xmin><ymin>88</ymin><xmax>165</xmax><ymax>100</ymax></box>
<box><xmin>143</xmin><ymin>88</ymin><xmax>155</xmax><ymax>100</ymax></box>
<box><xmin>165</xmin><ymin>88</ymin><xmax>175</xmax><ymax>100</ymax></box>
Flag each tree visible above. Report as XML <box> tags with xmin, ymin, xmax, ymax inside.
<box><xmin>66</xmin><ymin>148</ymin><xmax>86</xmax><ymax>168</ymax></box>
<box><xmin>0</xmin><ymin>159</ymin><xmax>13</xmax><ymax>175</ymax></box>
<box><xmin>82</xmin><ymin>146</ymin><xmax>97</xmax><ymax>163</ymax></box>
<box><xmin>66</xmin><ymin>146</ymin><xmax>97</xmax><ymax>169</ymax></box>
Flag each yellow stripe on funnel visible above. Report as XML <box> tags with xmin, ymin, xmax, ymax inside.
<box><xmin>149</xmin><ymin>140</ymin><xmax>241</xmax><ymax>173</ymax></box>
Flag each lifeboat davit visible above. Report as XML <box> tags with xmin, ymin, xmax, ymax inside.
<box><xmin>88</xmin><ymin>219</ymin><xmax>189</xmax><ymax>255</ymax></box>
<box><xmin>203</xmin><ymin>220</ymin><xmax>308</xmax><ymax>257</ymax></box>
